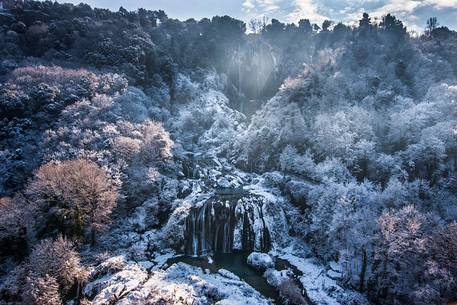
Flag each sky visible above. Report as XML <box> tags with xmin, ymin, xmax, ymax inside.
<box><xmin>55</xmin><ymin>0</ymin><xmax>457</xmax><ymax>33</ymax></box>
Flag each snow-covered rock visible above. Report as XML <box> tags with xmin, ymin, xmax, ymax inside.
<box><xmin>218</xmin><ymin>269</ymin><xmax>240</xmax><ymax>281</ymax></box>
<box><xmin>85</xmin><ymin>260</ymin><xmax>274</xmax><ymax>305</ymax></box>
<box><xmin>327</xmin><ymin>261</ymin><xmax>344</xmax><ymax>280</ymax></box>
<box><xmin>85</xmin><ymin>262</ymin><xmax>148</xmax><ymax>304</ymax></box>
<box><xmin>151</xmin><ymin>250</ymin><xmax>176</xmax><ymax>269</ymax></box>
<box><xmin>247</xmin><ymin>252</ymin><xmax>275</xmax><ymax>270</ymax></box>
<box><xmin>263</xmin><ymin>268</ymin><xmax>289</xmax><ymax>287</ymax></box>
<box><xmin>137</xmin><ymin>261</ymin><xmax>154</xmax><ymax>271</ymax></box>
<box><xmin>91</xmin><ymin>255</ymin><xmax>127</xmax><ymax>278</ymax></box>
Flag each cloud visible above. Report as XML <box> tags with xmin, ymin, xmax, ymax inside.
<box><xmin>242</xmin><ymin>0</ymin><xmax>329</xmax><ymax>24</ymax></box>
<box><xmin>242</xmin><ymin>0</ymin><xmax>281</xmax><ymax>14</ymax></box>
<box><xmin>287</xmin><ymin>0</ymin><xmax>329</xmax><ymax>24</ymax></box>
<box><xmin>242</xmin><ymin>0</ymin><xmax>256</xmax><ymax>11</ymax></box>
<box><xmin>424</xmin><ymin>0</ymin><xmax>457</xmax><ymax>8</ymax></box>
<box><xmin>241</xmin><ymin>0</ymin><xmax>457</xmax><ymax>32</ymax></box>
<box><xmin>359</xmin><ymin>0</ymin><xmax>457</xmax><ymax>32</ymax></box>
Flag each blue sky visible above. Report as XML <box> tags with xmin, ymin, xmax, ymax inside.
<box><xmin>57</xmin><ymin>0</ymin><xmax>457</xmax><ymax>32</ymax></box>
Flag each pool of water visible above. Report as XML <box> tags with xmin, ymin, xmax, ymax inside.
<box><xmin>167</xmin><ymin>252</ymin><xmax>282</xmax><ymax>303</ymax></box>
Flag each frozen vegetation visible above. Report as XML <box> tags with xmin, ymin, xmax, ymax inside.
<box><xmin>1</xmin><ymin>1</ymin><xmax>457</xmax><ymax>305</ymax></box>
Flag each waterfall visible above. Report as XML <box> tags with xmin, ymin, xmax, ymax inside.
<box><xmin>184</xmin><ymin>196</ymin><xmax>271</xmax><ymax>256</ymax></box>
<box><xmin>190</xmin><ymin>209</ymin><xmax>198</xmax><ymax>257</ymax></box>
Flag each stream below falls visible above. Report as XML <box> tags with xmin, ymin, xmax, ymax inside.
<box><xmin>167</xmin><ymin>252</ymin><xmax>311</xmax><ymax>305</ymax></box>
<box><xmin>168</xmin><ymin>252</ymin><xmax>280</xmax><ymax>303</ymax></box>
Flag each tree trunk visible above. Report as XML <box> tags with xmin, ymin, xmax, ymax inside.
<box><xmin>90</xmin><ymin>227</ymin><xmax>96</xmax><ymax>247</ymax></box>
<box><xmin>359</xmin><ymin>247</ymin><xmax>367</xmax><ymax>291</ymax></box>
<box><xmin>75</xmin><ymin>206</ymin><xmax>83</xmax><ymax>238</ymax></box>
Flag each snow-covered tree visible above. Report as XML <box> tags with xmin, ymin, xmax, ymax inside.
<box><xmin>0</xmin><ymin>196</ymin><xmax>33</xmax><ymax>258</ymax></box>
<box><xmin>371</xmin><ymin>205</ymin><xmax>439</xmax><ymax>303</ymax></box>
<box><xmin>27</xmin><ymin>159</ymin><xmax>118</xmax><ymax>245</ymax></box>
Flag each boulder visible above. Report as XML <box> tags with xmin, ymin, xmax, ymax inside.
<box><xmin>247</xmin><ymin>252</ymin><xmax>274</xmax><ymax>270</ymax></box>
<box><xmin>263</xmin><ymin>268</ymin><xmax>290</xmax><ymax>287</ymax></box>
<box><xmin>10</xmin><ymin>21</ymin><xmax>26</xmax><ymax>33</ymax></box>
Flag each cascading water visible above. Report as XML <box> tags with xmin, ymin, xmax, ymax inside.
<box><xmin>184</xmin><ymin>195</ymin><xmax>271</xmax><ymax>257</ymax></box>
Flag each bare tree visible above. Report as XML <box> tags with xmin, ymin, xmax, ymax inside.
<box><xmin>322</xmin><ymin>20</ymin><xmax>333</xmax><ymax>32</ymax></box>
<box><xmin>26</xmin><ymin>236</ymin><xmax>88</xmax><ymax>298</ymax></box>
<box><xmin>424</xmin><ymin>222</ymin><xmax>457</xmax><ymax>302</ymax></box>
<box><xmin>249</xmin><ymin>17</ymin><xmax>268</xmax><ymax>34</ymax></box>
<box><xmin>27</xmin><ymin>159</ymin><xmax>118</xmax><ymax>245</ymax></box>
<box><xmin>249</xmin><ymin>19</ymin><xmax>262</xmax><ymax>34</ymax></box>
<box><xmin>426</xmin><ymin>17</ymin><xmax>439</xmax><ymax>36</ymax></box>
<box><xmin>22</xmin><ymin>274</ymin><xmax>62</xmax><ymax>305</ymax></box>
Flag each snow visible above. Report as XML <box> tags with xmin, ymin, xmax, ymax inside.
<box><xmin>329</xmin><ymin>261</ymin><xmax>343</xmax><ymax>272</ymax></box>
<box><xmin>87</xmin><ymin>160</ymin><xmax>350</xmax><ymax>304</ymax></box>
<box><xmin>3</xmin><ymin>12</ymin><xmax>457</xmax><ymax>305</ymax></box>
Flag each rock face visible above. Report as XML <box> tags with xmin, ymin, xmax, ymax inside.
<box><xmin>247</xmin><ymin>252</ymin><xmax>275</xmax><ymax>270</ymax></box>
<box><xmin>184</xmin><ymin>195</ymin><xmax>271</xmax><ymax>256</ymax></box>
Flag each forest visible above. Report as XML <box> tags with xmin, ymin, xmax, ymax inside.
<box><xmin>1</xmin><ymin>1</ymin><xmax>457</xmax><ymax>304</ymax></box>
